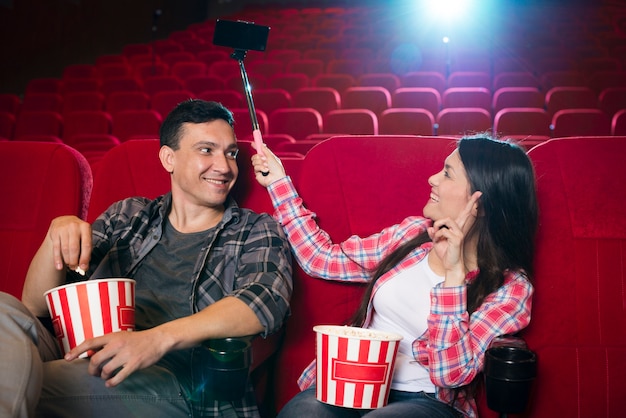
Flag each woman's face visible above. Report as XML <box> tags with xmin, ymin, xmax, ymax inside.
<box><xmin>423</xmin><ymin>149</ymin><xmax>473</xmax><ymax>222</ymax></box>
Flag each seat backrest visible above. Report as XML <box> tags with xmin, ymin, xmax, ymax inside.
<box><xmin>613</xmin><ymin>109</ymin><xmax>626</xmax><ymax>135</ymax></box>
<box><xmin>63</xmin><ymin>110</ymin><xmax>113</xmax><ymax>143</ymax></box>
<box><xmin>598</xmin><ymin>87</ymin><xmax>626</xmax><ymax>117</ymax></box>
<box><xmin>492</xmin><ymin>87</ymin><xmax>544</xmax><ymax>115</ymax></box>
<box><xmin>323</xmin><ymin>109</ymin><xmax>378</xmax><ymax>135</ymax></box>
<box><xmin>492</xmin><ymin>71</ymin><xmax>540</xmax><ymax>90</ymax></box>
<box><xmin>150</xmin><ymin>90</ymin><xmax>196</xmax><ymax>119</ymax></box>
<box><xmin>285</xmin><ymin>59</ymin><xmax>326</xmax><ymax>79</ymax></box>
<box><xmin>62</xmin><ymin>92</ymin><xmax>106</xmax><ymax>114</ymax></box>
<box><xmin>183</xmin><ymin>75</ymin><xmax>226</xmax><ymax>96</ymax></box>
<box><xmin>545</xmin><ymin>86</ymin><xmax>599</xmax><ymax>116</ymax></box>
<box><xmin>105</xmin><ymin>91</ymin><xmax>150</xmax><ymax>114</ymax></box>
<box><xmin>379</xmin><ymin>108</ymin><xmax>435</xmax><ymax>135</ymax></box>
<box><xmin>493</xmin><ymin>108</ymin><xmax>552</xmax><ymax>137</ymax></box>
<box><xmin>447</xmin><ymin>71</ymin><xmax>491</xmax><ymax>89</ymax></box>
<box><xmin>292</xmin><ymin>87</ymin><xmax>341</xmax><ymax>116</ymax></box>
<box><xmin>249</xmin><ymin>88</ymin><xmax>293</xmax><ymax>117</ymax></box>
<box><xmin>272</xmin><ymin>135</ymin><xmax>459</xmax><ymax>411</ymax></box>
<box><xmin>14</xmin><ymin>111</ymin><xmax>63</xmax><ymax>139</ymax></box>
<box><xmin>524</xmin><ymin>137</ymin><xmax>626</xmax><ymax>416</ymax></box>
<box><xmin>142</xmin><ymin>75</ymin><xmax>184</xmax><ymax>96</ymax></box>
<box><xmin>357</xmin><ymin>73</ymin><xmax>401</xmax><ymax>93</ymax></box>
<box><xmin>268</xmin><ymin>108</ymin><xmax>323</xmax><ymax>139</ymax></box>
<box><xmin>400</xmin><ymin>71</ymin><xmax>446</xmax><ymax>94</ymax></box>
<box><xmin>0</xmin><ymin>111</ymin><xmax>15</xmax><ymax>139</ymax></box>
<box><xmin>341</xmin><ymin>86</ymin><xmax>391</xmax><ymax>116</ymax></box>
<box><xmin>442</xmin><ymin>87</ymin><xmax>492</xmax><ymax>112</ymax></box>
<box><xmin>21</xmin><ymin>93</ymin><xmax>63</xmax><ymax>113</ymax></box>
<box><xmin>551</xmin><ymin>108</ymin><xmax>611</xmax><ymax>137</ymax></box>
<box><xmin>311</xmin><ymin>73</ymin><xmax>356</xmax><ymax>94</ymax></box>
<box><xmin>391</xmin><ymin>87</ymin><xmax>441</xmax><ymax>117</ymax></box>
<box><xmin>170</xmin><ymin>61</ymin><xmax>208</xmax><ymax>80</ymax></box>
<box><xmin>268</xmin><ymin>73</ymin><xmax>310</xmax><ymax>94</ymax></box>
<box><xmin>0</xmin><ymin>142</ymin><xmax>92</xmax><ymax>298</ymax></box>
<box><xmin>436</xmin><ymin>107</ymin><xmax>492</xmax><ymax>136</ymax></box>
<box><xmin>111</xmin><ymin>110</ymin><xmax>162</xmax><ymax>142</ymax></box>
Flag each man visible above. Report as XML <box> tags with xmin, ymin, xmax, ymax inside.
<box><xmin>0</xmin><ymin>99</ymin><xmax>292</xmax><ymax>417</ymax></box>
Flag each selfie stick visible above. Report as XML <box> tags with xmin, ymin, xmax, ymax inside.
<box><xmin>230</xmin><ymin>49</ymin><xmax>269</xmax><ymax>176</ymax></box>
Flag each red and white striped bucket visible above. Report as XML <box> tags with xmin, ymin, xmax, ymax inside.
<box><xmin>314</xmin><ymin>325</ymin><xmax>402</xmax><ymax>409</ymax></box>
<box><xmin>44</xmin><ymin>278</ymin><xmax>135</xmax><ymax>357</ymax></box>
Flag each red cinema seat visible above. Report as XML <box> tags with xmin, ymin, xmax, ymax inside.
<box><xmin>14</xmin><ymin>111</ymin><xmax>63</xmax><ymax>139</ymax></box>
<box><xmin>492</xmin><ymin>87</ymin><xmax>544</xmax><ymax>115</ymax></box>
<box><xmin>311</xmin><ymin>74</ymin><xmax>356</xmax><ymax>95</ymax></box>
<box><xmin>150</xmin><ymin>90</ymin><xmax>196</xmax><ymax>119</ymax></box>
<box><xmin>523</xmin><ymin>136</ymin><xmax>626</xmax><ymax>417</ymax></box>
<box><xmin>391</xmin><ymin>87</ymin><xmax>442</xmax><ymax>118</ymax></box>
<box><xmin>379</xmin><ymin>108</ymin><xmax>435</xmax><ymax>135</ymax></box>
<box><xmin>292</xmin><ymin>87</ymin><xmax>341</xmax><ymax>116</ymax></box>
<box><xmin>250</xmin><ymin>89</ymin><xmax>293</xmax><ymax>117</ymax></box>
<box><xmin>268</xmin><ymin>108</ymin><xmax>323</xmax><ymax>140</ymax></box>
<box><xmin>613</xmin><ymin>109</ymin><xmax>626</xmax><ymax>135</ymax></box>
<box><xmin>63</xmin><ymin>110</ymin><xmax>113</xmax><ymax>144</ymax></box>
<box><xmin>62</xmin><ymin>92</ymin><xmax>106</xmax><ymax>114</ymax></box>
<box><xmin>436</xmin><ymin>108</ymin><xmax>492</xmax><ymax>136</ymax></box>
<box><xmin>545</xmin><ymin>86</ymin><xmax>599</xmax><ymax>116</ymax></box>
<box><xmin>447</xmin><ymin>71</ymin><xmax>491</xmax><ymax>89</ymax></box>
<box><xmin>341</xmin><ymin>86</ymin><xmax>391</xmax><ymax>117</ymax></box>
<box><xmin>400</xmin><ymin>71</ymin><xmax>446</xmax><ymax>94</ymax></box>
<box><xmin>0</xmin><ymin>93</ymin><xmax>21</xmax><ymax>115</ymax></box>
<box><xmin>551</xmin><ymin>109</ymin><xmax>611</xmax><ymax>137</ymax></box>
<box><xmin>442</xmin><ymin>87</ymin><xmax>492</xmax><ymax>113</ymax></box>
<box><xmin>323</xmin><ymin>109</ymin><xmax>378</xmax><ymax>135</ymax></box>
<box><xmin>183</xmin><ymin>75</ymin><xmax>226</xmax><ymax>96</ymax></box>
<box><xmin>105</xmin><ymin>91</ymin><xmax>151</xmax><ymax>114</ymax></box>
<box><xmin>0</xmin><ymin>142</ymin><xmax>92</xmax><ymax>298</ymax></box>
<box><xmin>111</xmin><ymin>109</ymin><xmax>162</xmax><ymax>142</ymax></box>
<box><xmin>0</xmin><ymin>111</ymin><xmax>15</xmax><ymax>139</ymax></box>
<box><xmin>21</xmin><ymin>93</ymin><xmax>63</xmax><ymax>113</ymax></box>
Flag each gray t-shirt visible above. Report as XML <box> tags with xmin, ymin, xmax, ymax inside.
<box><xmin>132</xmin><ymin>217</ymin><xmax>214</xmax><ymax>380</ymax></box>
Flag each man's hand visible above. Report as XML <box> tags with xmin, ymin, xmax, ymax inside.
<box><xmin>48</xmin><ymin>215</ymin><xmax>93</xmax><ymax>272</ymax></box>
<box><xmin>65</xmin><ymin>329</ymin><xmax>169</xmax><ymax>387</ymax></box>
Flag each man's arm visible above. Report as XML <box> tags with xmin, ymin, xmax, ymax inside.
<box><xmin>66</xmin><ymin>296</ymin><xmax>263</xmax><ymax>387</ymax></box>
<box><xmin>22</xmin><ymin>215</ymin><xmax>92</xmax><ymax>316</ymax></box>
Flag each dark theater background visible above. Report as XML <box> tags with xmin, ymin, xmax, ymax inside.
<box><xmin>0</xmin><ymin>0</ymin><xmax>619</xmax><ymax>94</ymax></box>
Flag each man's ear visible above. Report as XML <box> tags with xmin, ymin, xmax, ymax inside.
<box><xmin>159</xmin><ymin>145</ymin><xmax>174</xmax><ymax>173</ymax></box>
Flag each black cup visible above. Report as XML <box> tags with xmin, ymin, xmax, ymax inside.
<box><xmin>484</xmin><ymin>346</ymin><xmax>537</xmax><ymax>414</ymax></box>
<box><xmin>193</xmin><ymin>337</ymin><xmax>252</xmax><ymax>402</ymax></box>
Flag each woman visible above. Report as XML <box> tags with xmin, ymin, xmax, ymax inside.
<box><xmin>251</xmin><ymin>135</ymin><xmax>538</xmax><ymax>418</ymax></box>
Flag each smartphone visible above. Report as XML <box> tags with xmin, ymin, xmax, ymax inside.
<box><xmin>212</xmin><ymin>19</ymin><xmax>270</xmax><ymax>52</ymax></box>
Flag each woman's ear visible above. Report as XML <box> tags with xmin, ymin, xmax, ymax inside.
<box><xmin>471</xmin><ymin>191</ymin><xmax>483</xmax><ymax>217</ymax></box>
<box><xmin>159</xmin><ymin>145</ymin><xmax>174</xmax><ymax>174</ymax></box>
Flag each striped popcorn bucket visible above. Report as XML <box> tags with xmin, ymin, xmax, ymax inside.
<box><xmin>314</xmin><ymin>325</ymin><xmax>402</xmax><ymax>409</ymax></box>
<box><xmin>44</xmin><ymin>278</ymin><xmax>135</xmax><ymax>357</ymax></box>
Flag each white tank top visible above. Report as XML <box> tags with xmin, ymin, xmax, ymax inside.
<box><xmin>369</xmin><ymin>253</ymin><xmax>444</xmax><ymax>392</ymax></box>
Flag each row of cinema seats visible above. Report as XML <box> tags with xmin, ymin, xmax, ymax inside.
<box><xmin>1</xmin><ymin>134</ymin><xmax>625</xmax><ymax>417</ymax></box>
<box><xmin>2</xmin><ymin>102</ymin><xmax>626</xmax><ymax>166</ymax></box>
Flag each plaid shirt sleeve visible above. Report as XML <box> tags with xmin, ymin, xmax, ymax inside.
<box><xmin>268</xmin><ymin>177</ymin><xmax>429</xmax><ymax>282</ymax></box>
<box><xmin>414</xmin><ymin>270</ymin><xmax>533</xmax><ymax>389</ymax></box>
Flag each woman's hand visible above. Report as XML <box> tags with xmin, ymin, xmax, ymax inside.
<box><xmin>428</xmin><ymin>191</ymin><xmax>482</xmax><ymax>286</ymax></box>
<box><xmin>251</xmin><ymin>142</ymin><xmax>288</xmax><ymax>187</ymax></box>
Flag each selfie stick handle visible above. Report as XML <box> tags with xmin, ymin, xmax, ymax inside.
<box><xmin>233</xmin><ymin>50</ymin><xmax>268</xmax><ymax>176</ymax></box>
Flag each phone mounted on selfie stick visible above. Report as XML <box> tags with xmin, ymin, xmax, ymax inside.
<box><xmin>213</xmin><ymin>19</ymin><xmax>271</xmax><ymax>176</ymax></box>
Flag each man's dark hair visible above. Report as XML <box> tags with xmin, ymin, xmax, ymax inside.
<box><xmin>159</xmin><ymin>99</ymin><xmax>235</xmax><ymax>149</ymax></box>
